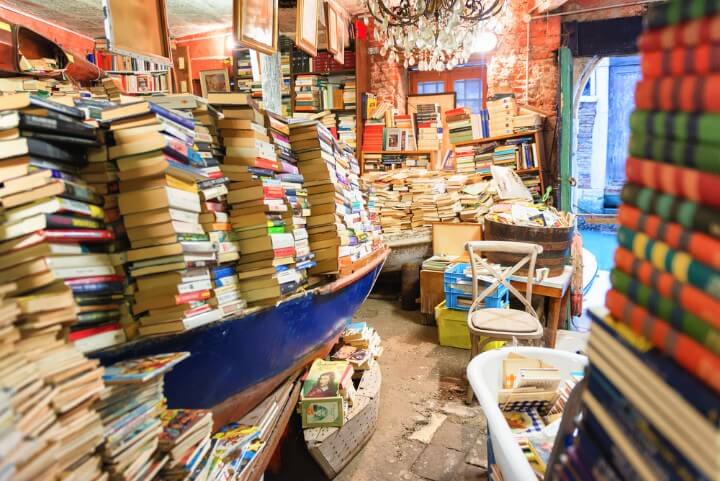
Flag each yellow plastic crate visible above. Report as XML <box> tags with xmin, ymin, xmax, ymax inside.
<box><xmin>435</xmin><ymin>301</ymin><xmax>506</xmax><ymax>351</ymax></box>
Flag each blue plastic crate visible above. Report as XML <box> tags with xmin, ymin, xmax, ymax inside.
<box><xmin>444</xmin><ymin>263</ymin><xmax>509</xmax><ymax>310</ymax></box>
<box><xmin>445</xmin><ymin>291</ymin><xmax>510</xmax><ymax>311</ymax></box>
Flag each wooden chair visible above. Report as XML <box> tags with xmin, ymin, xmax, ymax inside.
<box><xmin>465</xmin><ymin>241</ymin><xmax>545</xmax><ymax>403</ymax></box>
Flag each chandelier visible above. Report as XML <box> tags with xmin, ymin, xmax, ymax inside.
<box><xmin>366</xmin><ymin>0</ymin><xmax>504</xmax><ymax>71</ymax></box>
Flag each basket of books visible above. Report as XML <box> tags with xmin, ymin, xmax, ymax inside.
<box><xmin>467</xmin><ymin>347</ymin><xmax>587</xmax><ymax>481</ymax></box>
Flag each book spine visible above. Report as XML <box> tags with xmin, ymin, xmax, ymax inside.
<box><xmin>629</xmin><ymin>135</ymin><xmax>720</xmax><ymax>175</ymax></box>
<box><xmin>605</xmin><ymin>289</ymin><xmax>720</xmax><ymax>393</ymax></box>
<box><xmin>635</xmin><ymin>76</ymin><xmax>720</xmax><ymax>113</ymax></box>
<box><xmin>62</xmin><ymin>180</ymin><xmax>104</xmax><ymax>206</ymax></box>
<box><xmin>46</xmin><ymin>214</ymin><xmax>104</xmax><ymax>230</ymax></box>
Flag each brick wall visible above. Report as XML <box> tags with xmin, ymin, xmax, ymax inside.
<box><xmin>366</xmin><ymin>21</ymin><xmax>408</xmax><ymax>113</ymax></box>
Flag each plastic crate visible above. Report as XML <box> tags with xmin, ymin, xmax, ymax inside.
<box><xmin>445</xmin><ymin>291</ymin><xmax>510</xmax><ymax>311</ymax></box>
<box><xmin>443</xmin><ymin>263</ymin><xmax>509</xmax><ymax>309</ymax></box>
<box><xmin>436</xmin><ymin>301</ymin><xmax>507</xmax><ymax>350</ymax></box>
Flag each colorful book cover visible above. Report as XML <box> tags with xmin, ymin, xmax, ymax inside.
<box><xmin>301</xmin><ymin>359</ymin><xmax>351</xmax><ymax>399</ymax></box>
<box><xmin>103</xmin><ymin>352</ymin><xmax>190</xmax><ymax>384</ymax></box>
<box><xmin>159</xmin><ymin>409</ymin><xmax>212</xmax><ymax>446</ymax></box>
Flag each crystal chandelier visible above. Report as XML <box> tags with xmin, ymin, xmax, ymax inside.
<box><xmin>366</xmin><ymin>0</ymin><xmax>504</xmax><ymax>71</ymax></box>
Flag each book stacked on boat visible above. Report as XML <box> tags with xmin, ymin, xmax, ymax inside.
<box><xmin>551</xmin><ymin>3</ymin><xmax>720</xmax><ymax>480</ymax></box>
<box><xmin>98</xmin><ymin>352</ymin><xmax>189</xmax><ymax>481</ymax></box>
<box><xmin>209</xmin><ymin>93</ymin><xmax>305</xmax><ymax>305</ymax></box>
<box><xmin>0</xmin><ymin>93</ymin><xmax>128</xmax><ymax>352</ymax></box>
<box><xmin>332</xmin><ymin>321</ymin><xmax>383</xmax><ymax>373</ymax></box>
<box><xmin>158</xmin><ymin>408</ymin><xmax>213</xmax><ymax>480</ymax></box>
<box><xmin>289</xmin><ymin>120</ymin><xmax>378</xmax><ymax>275</ymax></box>
<box><xmin>101</xmin><ymin>100</ymin><xmax>221</xmax><ymax>337</ymax></box>
<box><xmin>0</xmin><ymin>281</ymin><xmax>108</xmax><ymax>481</ymax></box>
<box><xmin>299</xmin><ymin>359</ymin><xmax>356</xmax><ymax>428</ymax></box>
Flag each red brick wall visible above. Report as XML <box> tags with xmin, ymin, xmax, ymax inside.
<box><xmin>365</xmin><ymin>20</ymin><xmax>408</xmax><ymax>113</ymax></box>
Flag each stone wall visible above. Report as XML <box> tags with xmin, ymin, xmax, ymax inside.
<box><xmin>576</xmin><ymin>101</ymin><xmax>597</xmax><ymax>189</ymax></box>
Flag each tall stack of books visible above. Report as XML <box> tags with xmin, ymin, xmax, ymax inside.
<box><xmin>101</xmin><ymin>100</ymin><xmax>221</xmax><ymax>337</ymax></box>
<box><xmin>210</xmin><ymin>93</ymin><xmax>304</xmax><ymax>305</ymax></box>
<box><xmin>268</xmin><ymin>112</ymin><xmax>316</xmax><ymax>278</ymax></box>
<box><xmin>0</xmin><ymin>93</ymin><xmax>128</xmax><ymax>352</ymax></box>
<box><xmin>393</xmin><ymin>113</ymin><xmax>417</xmax><ymax>150</ymax></box>
<box><xmin>98</xmin><ymin>352</ymin><xmax>189</xmax><ymax>481</ymax></box>
<box><xmin>551</xmin><ymin>3</ymin><xmax>720</xmax><ymax>481</ymax></box>
<box><xmin>473</xmin><ymin>143</ymin><xmax>496</xmax><ymax>175</ymax></box>
<box><xmin>416</xmin><ymin>104</ymin><xmax>442</xmax><ymax>151</ymax></box>
<box><xmin>445</xmin><ymin>107</ymin><xmax>473</xmax><ymax>144</ymax></box>
<box><xmin>290</xmin><ymin>121</ymin><xmax>378</xmax><ymax>275</ymax></box>
<box><xmin>337</xmin><ymin>114</ymin><xmax>357</xmax><ymax>150</ymax></box>
<box><xmin>0</xmin><ymin>281</ymin><xmax>109</xmax><ymax>481</ymax></box>
<box><xmin>454</xmin><ymin>145</ymin><xmax>476</xmax><ymax>173</ymax></box>
<box><xmin>486</xmin><ymin>94</ymin><xmax>518</xmax><ymax>137</ymax></box>
<box><xmin>343</xmin><ymin>77</ymin><xmax>357</xmax><ymax>109</ymax></box>
<box><xmin>294</xmin><ymin>74</ymin><xmax>325</xmax><ymax>113</ymax></box>
<box><xmin>235</xmin><ymin>49</ymin><xmax>253</xmax><ymax>94</ymax></box>
<box><xmin>492</xmin><ymin>144</ymin><xmax>519</xmax><ymax>168</ymax></box>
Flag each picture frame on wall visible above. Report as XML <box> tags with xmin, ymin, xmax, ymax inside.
<box><xmin>296</xmin><ymin>0</ymin><xmax>319</xmax><ymax>57</ymax></box>
<box><xmin>199</xmin><ymin>69</ymin><xmax>230</xmax><ymax>98</ymax></box>
<box><xmin>102</xmin><ymin>0</ymin><xmax>172</xmax><ymax>65</ymax></box>
<box><xmin>326</xmin><ymin>3</ymin><xmax>339</xmax><ymax>55</ymax></box>
<box><xmin>333</xmin><ymin>13</ymin><xmax>345</xmax><ymax>64</ymax></box>
<box><xmin>233</xmin><ymin>0</ymin><xmax>279</xmax><ymax>55</ymax></box>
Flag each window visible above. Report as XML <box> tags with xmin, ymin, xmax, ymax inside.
<box><xmin>417</xmin><ymin>81</ymin><xmax>445</xmax><ymax>94</ymax></box>
<box><xmin>409</xmin><ymin>64</ymin><xmax>487</xmax><ymax>113</ymax></box>
<box><xmin>454</xmin><ymin>78</ymin><xmax>483</xmax><ymax>114</ymax></box>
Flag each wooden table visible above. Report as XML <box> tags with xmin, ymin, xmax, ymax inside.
<box><xmin>420</xmin><ymin>265</ymin><xmax>574</xmax><ymax>348</ymax></box>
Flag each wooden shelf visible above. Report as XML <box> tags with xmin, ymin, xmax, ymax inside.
<box><xmin>293</xmin><ymin>70</ymin><xmax>356</xmax><ymax>76</ymax></box>
<box><xmin>452</xmin><ymin>130</ymin><xmax>541</xmax><ymax>147</ymax></box>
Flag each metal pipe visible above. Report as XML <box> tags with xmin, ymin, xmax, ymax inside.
<box><xmin>530</xmin><ymin>0</ymin><xmax>665</xmax><ymax>20</ymax></box>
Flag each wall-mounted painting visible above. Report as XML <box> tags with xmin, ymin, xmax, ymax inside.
<box><xmin>199</xmin><ymin>69</ymin><xmax>230</xmax><ymax>98</ymax></box>
<box><xmin>234</xmin><ymin>0</ymin><xmax>279</xmax><ymax>55</ymax></box>
<box><xmin>102</xmin><ymin>0</ymin><xmax>172</xmax><ymax>65</ymax></box>
<box><xmin>296</xmin><ymin>0</ymin><xmax>319</xmax><ymax>56</ymax></box>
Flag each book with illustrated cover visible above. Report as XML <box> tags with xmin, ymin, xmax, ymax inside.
<box><xmin>103</xmin><ymin>352</ymin><xmax>190</xmax><ymax>384</ymax></box>
<box><xmin>159</xmin><ymin>409</ymin><xmax>212</xmax><ymax>448</ymax></box>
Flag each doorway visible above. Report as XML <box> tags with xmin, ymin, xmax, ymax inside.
<box><xmin>572</xmin><ymin>55</ymin><xmax>641</xmax><ymax>217</ymax></box>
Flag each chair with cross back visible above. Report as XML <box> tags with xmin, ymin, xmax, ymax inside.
<box><xmin>465</xmin><ymin>241</ymin><xmax>545</xmax><ymax>403</ymax></box>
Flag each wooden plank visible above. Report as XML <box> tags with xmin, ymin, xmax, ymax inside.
<box><xmin>420</xmin><ymin>270</ymin><xmax>445</xmax><ymax>317</ymax></box>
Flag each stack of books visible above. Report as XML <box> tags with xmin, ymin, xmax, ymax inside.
<box><xmin>210</xmin><ymin>93</ymin><xmax>304</xmax><ymax>305</ymax></box>
<box><xmin>98</xmin><ymin>352</ymin><xmax>190</xmax><ymax>480</ymax></box>
<box><xmin>416</xmin><ymin>103</ymin><xmax>442</xmax><ymax>151</ymax></box>
<box><xmin>337</xmin><ymin>114</ymin><xmax>357</xmax><ymax>150</ymax></box>
<box><xmin>362</xmin><ymin>153</ymin><xmax>381</xmax><ymax>172</ymax></box>
<box><xmin>393</xmin><ymin>113</ymin><xmax>417</xmax><ymax>150</ymax></box>
<box><xmin>459</xmin><ymin>181</ymin><xmax>493</xmax><ymax>222</ymax></box>
<box><xmin>492</xmin><ymin>144</ymin><xmax>519</xmax><ymax>168</ymax></box>
<box><xmin>551</xmin><ymin>3</ymin><xmax>720</xmax><ymax>481</ymax></box>
<box><xmin>361</xmin><ymin>119</ymin><xmax>384</xmax><ymax>151</ymax></box>
<box><xmin>235</xmin><ymin>49</ymin><xmax>253</xmax><ymax>94</ymax></box>
<box><xmin>0</xmin><ymin>93</ymin><xmax>128</xmax><ymax>352</ymax></box>
<box><xmin>322</xmin><ymin>81</ymin><xmax>344</xmax><ymax>110</ymax></box>
<box><xmin>294</xmin><ymin>74</ymin><xmax>325</xmax><ymax>112</ymax></box>
<box><xmin>506</xmin><ymin>136</ymin><xmax>539</xmax><ymax>169</ymax></box>
<box><xmin>268</xmin><ymin>112</ymin><xmax>316</xmax><ymax>279</ymax></box>
<box><xmin>486</xmin><ymin>94</ymin><xmax>518</xmax><ymax>137</ymax></box>
<box><xmin>101</xmin><ymin>100</ymin><xmax>221</xmax><ymax>337</ymax></box>
<box><xmin>454</xmin><ymin>145</ymin><xmax>476</xmax><ymax>173</ymax></box>
<box><xmin>445</xmin><ymin>107</ymin><xmax>473</xmax><ymax>144</ymax></box>
<box><xmin>342</xmin><ymin>77</ymin><xmax>357</xmax><ymax>109</ymax></box>
<box><xmin>0</xmin><ymin>282</ymin><xmax>108</xmax><ymax>480</ymax></box>
<box><xmin>331</xmin><ymin>321</ymin><xmax>383</xmax><ymax>373</ymax></box>
<box><xmin>158</xmin><ymin>409</ymin><xmax>213</xmax><ymax>480</ymax></box>
<box><xmin>290</xmin><ymin>121</ymin><xmax>379</xmax><ymax>275</ymax></box>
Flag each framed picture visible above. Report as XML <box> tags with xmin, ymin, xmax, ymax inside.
<box><xmin>384</xmin><ymin>128</ymin><xmax>401</xmax><ymax>151</ymax></box>
<box><xmin>333</xmin><ymin>14</ymin><xmax>345</xmax><ymax>64</ymax></box>
<box><xmin>199</xmin><ymin>69</ymin><xmax>230</xmax><ymax>98</ymax></box>
<box><xmin>102</xmin><ymin>0</ymin><xmax>172</xmax><ymax>65</ymax></box>
<box><xmin>233</xmin><ymin>0</ymin><xmax>278</xmax><ymax>55</ymax></box>
<box><xmin>326</xmin><ymin>4</ymin><xmax>339</xmax><ymax>55</ymax></box>
<box><xmin>296</xmin><ymin>0</ymin><xmax>319</xmax><ymax>57</ymax></box>
<box><xmin>299</xmin><ymin>398</ymin><xmax>344</xmax><ymax>428</ymax></box>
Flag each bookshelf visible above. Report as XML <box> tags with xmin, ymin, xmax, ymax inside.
<box><xmin>452</xmin><ymin>130</ymin><xmax>547</xmax><ymax>200</ymax></box>
<box><xmin>360</xmin><ymin>150</ymin><xmax>437</xmax><ymax>174</ymax></box>
<box><xmin>291</xmin><ymin>47</ymin><xmax>359</xmax><ymax>153</ymax></box>
<box><xmin>92</xmin><ymin>47</ymin><xmax>171</xmax><ymax>95</ymax></box>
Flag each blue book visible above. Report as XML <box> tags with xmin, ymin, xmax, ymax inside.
<box><xmin>211</xmin><ymin>266</ymin><xmax>236</xmax><ymax>279</ymax></box>
<box><xmin>148</xmin><ymin>101</ymin><xmax>196</xmax><ymax>130</ymax></box>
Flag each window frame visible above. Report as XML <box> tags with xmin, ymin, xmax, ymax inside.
<box><xmin>409</xmin><ymin>64</ymin><xmax>488</xmax><ymax>110</ymax></box>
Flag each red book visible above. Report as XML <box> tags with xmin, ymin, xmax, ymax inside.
<box><xmin>638</xmin><ymin>16</ymin><xmax>720</xmax><ymax>52</ymax></box>
<box><xmin>625</xmin><ymin>157</ymin><xmax>720</xmax><ymax>208</ymax></box>
<box><xmin>445</xmin><ymin>108</ymin><xmax>467</xmax><ymax>116</ymax></box>
<box><xmin>635</xmin><ymin>75</ymin><xmax>720</xmax><ymax>113</ymax></box>
<box><xmin>273</xmin><ymin>247</ymin><xmax>296</xmax><ymax>258</ymax></box>
<box><xmin>254</xmin><ymin>158</ymin><xmax>281</xmax><ymax>172</ymax></box>
<box><xmin>65</xmin><ymin>275</ymin><xmax>125</xmax><ymax>286</ymax></box>
<box><xmin>175</xmin><ymin>290</ymin><xmax>211</xmax><ymax>305</ymax></box>
<box><xmin>69</xmin><ymin>323</ymin><xmax>122</xmax><ymax>342</ymax></box>
<box><xmin>605</xmin><ymin>289</ymin><xmax>720</xmax><ymax>394</ymax></box>
<box><xmin>203</xmin><ymin>202</ymin><xmax>225</xmax><ymax>213</ymax></box>
<box><xmin>642</xmin><ymin>45</ymin><xmax>720</xmax><ymax>78</ymax></box>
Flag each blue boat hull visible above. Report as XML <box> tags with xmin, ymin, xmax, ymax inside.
<box><xmin>92</xmin><ymin>250</ymin><xmax>387</xmax><ymax>426</ymax></box>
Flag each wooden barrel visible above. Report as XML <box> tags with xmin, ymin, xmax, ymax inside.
<box><xmin>482</xmin><ymin>218</ymin><xmax>574</xmax><ymax>277</ymax></box>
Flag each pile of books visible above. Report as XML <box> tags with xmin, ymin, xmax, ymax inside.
<box><xmin>294</xmin><ymin>74</ymin><xmax>325</xmax><ymax>113</ymax></box>
<box><xmin>416</xmin><ymin>103</ymin><xmax>442</xmax><ymax>151</ymax></box>
<box><xmin>337</xmin><ymin>113</ymin><xmax>357</xmax><ymax>150</ymax></box>
<box><xmin>298</xmin><ymin>359</ymin><xmax>355</xmax><ymax>429</ymax></box>
<box><xmin>210</xmin><ymin>93</ymin><xmax>306</xmax><ymax>305</ymax></box>
<box><xmin>158</xmin><ymin>408</ymin><xmax>213</xmax><ymax>480</ymax></box>
<box><xmin>0</xmin><ymin>93</ymin><xmax>129</xmax><ymax>352</ymax></box>
<box><xmin>342</xmin><ymin>77</ymin><xmax>357</xmax><ymax>109</ymax></box>
<box><xmin>459</xmin><ymin>181</ymin><xmax>494</xmax><ymax>222</ymax></box>
<box><xmin>290</xmin><ymin>120</ymin><xmax>379</xmax><ymax>275</ymax></box>
<box><xmin>0</xmin><ymin>281</ymin><xmax>109</xmax><ymax>480</ymax></box>
<box><xmin>361</xmin><ymin>119</ymin><xmax>384</xmax><ymax>151</ymax></box>
<box><xmin>486</xmin><ymin>94</ymin><xmax>518</xmax><ymax>137</ymax></box>
<box><xmin>492</xmin><ymin>144</ymin><xmax>519</xmax><ymax>168</ymax></box>
<box><xmin>98</xmin><ymin>352</ymin><xmax>190</xmax><ymax>480</ymax></box>
<box><xmin>445</xmin><ymin>107</ymin><xmax>473</xmax><ymax>144</ymax></box>
<box><xmin>101</xmin><ymin>100</ymin><xmax>222</xmax><ymax>337</ymax></box>
<box><xmin>454</xmin><ymin>145</ymin><xmax>476</xmax><ymax>173</ymax></box>
<box><xmin>331</xmin><ymin>321</ymin><xmax>383</xmax><ymax>373</ymax></box>
<box><xmin>551</xmin><ymin>3</ymin><xmax>720</xmax><ymax>481</ymax></box>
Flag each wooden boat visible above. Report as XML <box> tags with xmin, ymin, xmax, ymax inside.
<box><xmin>92</xmin><ymin>248</ymin><xmax>389</xmax><ymax>429</ymax></box>
<box><xmin>304</xmin><ymin>363</ymin><xmax>382</xmax><ymax>478</ymax></box>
